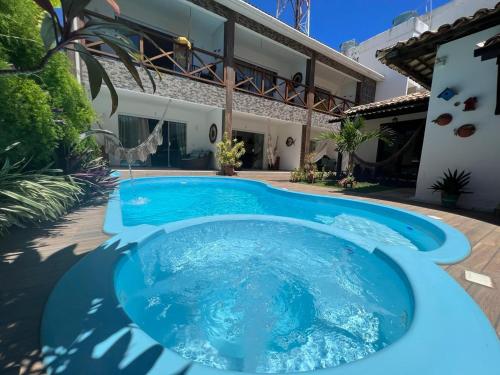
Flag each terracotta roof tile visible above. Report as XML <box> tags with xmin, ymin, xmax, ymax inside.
<box><xmin>345</xmin><ymin>91</ymin><xmax>430</xmax><ymax>116</ymax></box>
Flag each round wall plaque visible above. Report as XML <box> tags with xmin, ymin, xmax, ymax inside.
<box><xmin>209</xmin><ymin>123</ymin><xmax>217</xmax><ymax>143</ymax></box>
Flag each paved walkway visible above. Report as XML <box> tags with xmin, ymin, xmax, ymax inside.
<box><xmin>0</xmin><ymin>170</ymin><xmax>498</xmax><ymax>375</ymax></box>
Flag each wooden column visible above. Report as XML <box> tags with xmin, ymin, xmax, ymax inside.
<box><xmin>223</xmin><ymin>11</ymin><xmax>236</xmax><ymax>140</ymax></box>
<box><xmin>496</xmin><ymin>57</ymin><xmax>500</xmax><ymax>115</ymax></box>
<box><xmin>300</xmin><ymin>52</ymin><xmax>316</xmax><ymax>166</ymax></box>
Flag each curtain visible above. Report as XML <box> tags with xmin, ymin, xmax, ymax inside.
<box><xmin>118</xmin><ymin>115</ymin><xmax>151</xmax><ymax>166</ymax></box>
<box><xmin>170</xmin><ymin>122</ymin><xmax>187</xmax><ymax>157</ymax></box>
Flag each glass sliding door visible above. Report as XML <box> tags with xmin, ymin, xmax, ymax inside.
<box><xmin>168</xmin><ymin>122</ymin><xmax>186</xmax><ymax>168</ymax></box>
<box><xmin>232</xmin><ymin>130</ymin><xmax>264</xmax><ymax>169</ymax></box>
<box><xmin>149</xmin><ymin>120</ymin><xmax>187</xmax><ymax>168</ymax></box>
<box><xmin>118</xmin><ymin>115</ymin><xmax>151</xmax><ymax>166</ymax></box>
<box><xmin>118</xmin><ymin>114</ymin><xmax>186</xmax><ymax>168</ymax></box>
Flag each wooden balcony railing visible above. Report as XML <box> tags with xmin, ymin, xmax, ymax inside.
<box><xmin>82</xmin><ymin>14</ymin><xmax>224</xmax><ymax>86</ymax></box>
<box><xmin>313</xmin><ymin>90</ymin><xmax>356</xmax><ymax>115</ymax></box>
<box><xmin>234</xmin><ymin>60</ymin><xmax>355</xmax><ymax>114</ymax></box>
<box><xmin>82</xmin><ymin>12</ymin><xmax>356</xmax><ymax>115</ymax></box>
<box><xmin>234</xmin><ymin>60</ymin><xmax>308</xmax><ymax>108</ymax></box>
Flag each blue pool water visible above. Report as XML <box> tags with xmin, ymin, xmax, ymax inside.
<box><xmin>116</xmin><ymin>177</ymin><xmax>442</xmax><ymax>252</ymax></box>
<box><xmin>115</xmin><ymin>219</ymin><xmax>413</xmax><ymax>373</ymax></box>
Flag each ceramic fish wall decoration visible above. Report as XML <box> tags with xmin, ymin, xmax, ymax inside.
<box><xmin>437</xmin><ymin>88</ymin><xmax>457</xmax><ymax>101</ymax></box>
<box><xmin>432</xmin><ymin>113</ymin><xmax>453</xmax><ymax>126</ymax></box>
<box><xmin>463</xmin><ymin>97</ymin><xmax>478</xmax><ymax>111</ymax></box>
<box><xmin>454</xmin><ymin>124</ymin><xmax>476</xmax><ymax>138</ymax></box>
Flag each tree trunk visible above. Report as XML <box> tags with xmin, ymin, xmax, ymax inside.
<box><xmin>347</xmin><ymin>152</ymin><xmax>354</xmax><ymax>176</ymax></box>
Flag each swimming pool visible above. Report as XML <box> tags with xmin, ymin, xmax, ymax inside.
<box><xmin>115</xmin><ymin>218</ymin><xmax>413</xmax><ymax>373</ymax></box>
<box><xmin>105</xmin><ymin>177</ymin><xmax>470</xmax><ymax>264</ymax></box>
<box><xmin>41</xmin><ymin>216</ymin><xmax>500</xmax><ymax>375</ymax></box>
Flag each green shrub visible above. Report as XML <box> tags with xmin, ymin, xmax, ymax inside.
<box><xmin>0</xmin><ymin>0</ymin><xmax>96</xmax><ymax>168</ymax></box>
<box><xmin>0</xmin><ymin>143</ymin><xmax>82</xmax><ymax>235</ymax></box>
<box><xmin>0</xmin><ymin>74</ymin><xmax>59</xmax><ymax>167</ymax></box>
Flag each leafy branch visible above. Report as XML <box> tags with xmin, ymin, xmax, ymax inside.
<box><xmin>0</xmin><ymin>0</ymin><xmax>160</xmax><ymax>115</ymax></box>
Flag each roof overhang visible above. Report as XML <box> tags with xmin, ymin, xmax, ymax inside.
<box><xmin>474</xmin><ymin>33</ymin><xmax>500</xmax><ymax>61</ymax></box>
<box><xmin>340</xmin><ymin>92</ymin><xmax>430</xmax><ymax>120</ymax></box>
<box><xmin>214</xmin><ymin>0</ymin><xmax>384</xmax><ymax>82</ymax></box>
<box><xmin>376</xmin><ymin>3</ymin><xmax>500</xmax><ymax>89</ymax></box>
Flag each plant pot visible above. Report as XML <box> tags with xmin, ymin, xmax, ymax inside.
<box><xmin>221</xmin><ymin>165</ymin><xmax>235</xmax><ymax>176</ymax></box>
<box><xmin>441</xmin><ymin>192</ymin><xmax>460</xmax><ymax>208</ymax></box>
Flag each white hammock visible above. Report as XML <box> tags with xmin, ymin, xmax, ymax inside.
<box><xmin>100</xmin><ymin>100</ymin><xmax>171</xmax><ymax>164</ymax></box>
<box><xmin>311</xmin><ymin>140</ymin><xmax>329</xmax><ymax>163</ymax></box>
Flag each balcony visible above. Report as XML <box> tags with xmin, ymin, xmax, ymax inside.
<box><xmin>82</xmin><ymin>12</ymin><xmax>356</xmax><ymax>116</ymax></box>
<box><xmin>234</xmin><ymin>60</ymin><xmax>355</xmax><ymax>115</ymax></box>
<box><xmin>83</xmin><ymin>12</ymin><xmax>225</xmax><ymax>86</ymax></box>
<box><xmin>313</xmin><ymin>89</ymin><xmax>356</xmax><ymax>115</ymax></box>
<box><xmin>234</xmin><ymin>60</ymin><xmax>308</xmax><ymax>108</ymax></box>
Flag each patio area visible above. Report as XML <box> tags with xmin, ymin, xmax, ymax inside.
<box><xmin>0</xmin><ymin>170</ymin><xmax>498</xmax><ymax>375</ymax></box>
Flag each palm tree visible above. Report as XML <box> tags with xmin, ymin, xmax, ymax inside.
<box><xmin>317</xmin><ymin>116</ymin><xmax>393</xmax><ymax>177</ymax></box>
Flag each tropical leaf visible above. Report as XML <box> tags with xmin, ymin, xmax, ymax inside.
<box><xmin>429</xmin><ymin>169</ymin><xmax>472</xmax><ymax>195</ymax></box>
<box><xmin>33</xmin><ymin>0</ymin><xmax>57</xmax><ymax>18</ymax></box>
<box><xmin>73</xmin><ymin>43</ymin><xmax>118</xmax><ymax>115</ymax></box>
<box><xmin>40</xmin><ymin>14</ymin><xmax>57</xmax><ymax>49</ymax></box>
<box><xmin>74</xmin><ymin>44</ymin><xmax>103</xmax><ymax>99</ymax></box>
<box><xmin>61</xmin><ymin>0</ymin><xmax>92</xmax><ymax>22</ymax></box>
<box><xmin>0</xmin><ymin>143</ymin><xmax>83</xmax><ymax>235</ymax></box>
<box><xmin>98</xmin><ymin>35</ymin><xmax>144</xmax><ymax>91</ymax></box>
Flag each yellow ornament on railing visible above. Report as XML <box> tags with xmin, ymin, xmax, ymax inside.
<box><xmin>175</xmin><ymin>36</ymin><xmax>192</xmax><ymax>50</ymax></box>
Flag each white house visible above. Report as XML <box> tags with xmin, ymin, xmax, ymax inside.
<box><xmin>372</xmin><ymin>3</ymin><xmax>500</xmax><ymax>211</ymax></box>
<box><xmin>342</xmin><ymin>0</ymin><xmax>498</xmax><ymax>101</ymax></box>
<box><xmin>78</xmin><ymin>0</ymin><xmax>383</xmax><ymax>171</ymax></box>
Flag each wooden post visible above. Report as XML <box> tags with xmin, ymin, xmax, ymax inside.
<box><xmin>223</xmin><ymin>11</ymin><xmax>235</xmax><ymax>140</ymax></box>
<box><xmin>300</xmin><ymin>52</ymin><xmax>316</xmax><ymax>166</ymax></box>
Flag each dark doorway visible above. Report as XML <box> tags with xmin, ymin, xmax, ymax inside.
<box><xmin>232</xmin><ymin>130</ymin><xmax>265</xmax><ymax>169</ymax></box>
<box><xmin>149</xmin><ymin>121</ymin><xmax>187</xmax><ymax>168</ymax></box>
<box><xmin>375</xmin><ymin>118</ymin><xmax>426</xmax><ymax>185</ymax></box>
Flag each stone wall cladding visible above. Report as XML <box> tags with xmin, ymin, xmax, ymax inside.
<box><xmin>82</xmin><ymin>57</ymin><xmax>226</xmax><ymax>108</ymax></box>
<box><xmin>312</xmin><ymin>111</ymin><xmax>339</xmax><ymax>129</ymax></box>
<box><xmin>233</xmin><ymin>91</ymin><xmax>308</xmax><ymax>124</ymax></box>
<box><xmin>82</xmin><ymin>57</ymin><xmax>339</xmax><ymax>128</ymax></box>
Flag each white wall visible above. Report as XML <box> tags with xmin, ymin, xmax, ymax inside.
<box><xmin>348</xmin><ymin>0</ymin><xmax>498</xmax><ymax>101</ymax></box>
<box><xmin>420</xmin><ymin>0</ymin><xmax>498</xmax><ymax>29</ymax></box>
<box><xmin>87</xmin><ymin>0</ymin><xmax>225</xmax><ymax>57</ymax></box>
<box><xmin>415</xmin><ymin>26</ymin><xmax>500</xmax><ymax>211</ymax></box>
<box><xmin>233</xmin><ymin>112</ymin><xmax>303</xmax><ymax>170</ymax></box>
<box><xmin>234</xmin><ymin>25</ymin><xmax>307</xmax><ymax>81</ymax></box>
<box><xmin>355</xmin><ymin>17</ymin><xmax>429</xmax><ymax>101</ymax></box>
<box><xmin>91</xmin><ymin>88</ymin><xmax>222</xmax><ymax>167</ymax></box>
<box><xmin>314</xmin><ymin>62</ymin><xmax>358</xmax><ymax>103</ymax></box>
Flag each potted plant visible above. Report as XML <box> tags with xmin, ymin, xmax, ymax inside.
<box><xmin>339</xmin><ymin>174</ymin><xmax>356</xmax><ymax>189</ymax></box>
<box><xmin>215</xmin><ymin>133</ymin><xmax>245</xmax><ymax>176</ymax></box>
<box><xmin>429</xmin><ymin>169</ymin><xmax>471</xmax><ymax>208</ymax></box>
<box><xmin>316</xmin><ymin>116</ymin><xmax>394</xmax><ymax>183</ymax></box>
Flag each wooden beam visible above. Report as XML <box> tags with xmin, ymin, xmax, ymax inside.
<box><xmin>301</xmin><ymin>52</ymin><xmax>316</xmax><ymax>166</ymax></box>
<box><xmin>223</xmin><ymin>11</ymin><xmax>235</xmax><ymax>139</ymax></box>
<box><xmin>496</xmin><ymin>58</ymin><xmax>500</xmax><ymax>115</ymax></box>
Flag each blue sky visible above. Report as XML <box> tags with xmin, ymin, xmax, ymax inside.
<box><xmin>247</xmin><ymin>0</ymin><xmax>451</xmax><ymax>49</ymax></box>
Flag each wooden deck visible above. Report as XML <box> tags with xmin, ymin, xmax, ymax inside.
<box><xmin>0</xmin><ymin>170</ymin><xmax>498</xmax><ymax>375</ymax></box>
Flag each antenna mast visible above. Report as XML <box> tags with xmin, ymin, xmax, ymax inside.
<box><xmin>276</xmin><ymin>0</ymin><xmax>311</xmax><ymax>36</ymax></box>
